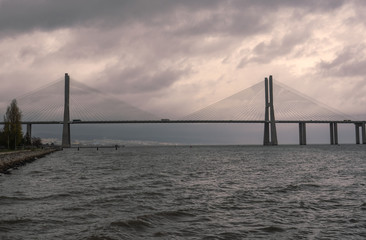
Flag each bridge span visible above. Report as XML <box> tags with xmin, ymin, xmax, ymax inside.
<box><xmin>3</xmin><ymin>119</ymin><xmax>364</xmax><ymax>146</ymax></box>
<box><xmin>18</xmin><ymin>120</ymin><xmax>365</xmax><ymax>124</ymax></box>
<box><xmin>1</xmin><ymin>73</ymin><xmax>365</xmax><ymax>146</ymax></box>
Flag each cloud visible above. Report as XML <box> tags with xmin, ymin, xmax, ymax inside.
<box><xmin>0</xmin><ymin>0</ymin><xmax>221</xmax><ymax>36</ymax></box>
<box><xmin>98</xmin><ymin>64</ymin><xmax>192</xmax><ymax>94</ymax></box>
<box><xmin>237</xmin><ymin>28</ymin><xmax>312</xmax><ymax>68</ymax></box>
<box><xmin>315</xmin><ymin>44</ymin><xmax>366</xmax><ymax>114</ymax></box>
<box><xmin>1</xmin><ymin>0</ymin><xmax>366</xmax><ymax>144</ymax></box>
<box><xmin>318</xmin><ymin>44</ymin><xmax>366</xmax><ymax>77</ymax></box>
<box><xmin>0</xmin><ymin>0</ymin><xmax>348</xmax><ymax>38</ymax></box>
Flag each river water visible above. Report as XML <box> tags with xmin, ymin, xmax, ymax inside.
<box><xmin>1</xmin><ymin>145</ymin><xmax>365</xmax><ymax>239</ymax></box>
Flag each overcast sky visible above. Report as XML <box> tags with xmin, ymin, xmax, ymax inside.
<box><xmin>0</xmin><ymin>0</ymin><xmax>365</xmax><ymax>144</ymax></box>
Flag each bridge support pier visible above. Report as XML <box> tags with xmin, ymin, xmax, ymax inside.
<box><xmin>330</xmin><ymin>122</ymin><xmax>338</xmax><ymax>145</ymax></box>
<box><xmin>263</xmin><ymin>75</ymin><xmax>278</xmax><ymax>146</ymax></box>
<box><xmin>299</xmin><ymin>122</ymin><xmax>307</xmax><ymax>145</ymax></box>
<box><xmin>362</xmin><ymin>122</ymin><xmax>366</xmax><ymax>144</ymax></box>
<box><xmin>355</xmin><ymin>123</ymin><xmax>360</xmax><ymax>144</ymax></box>
<box><xmin>62</xmin><ymin>73</ymin><xmax>71</xmax><ymax>148</ymax></box>
<box><xmin>26</xmin><ymin>123</ymin><xmax>32</xmax><ymax>144</ymax></box>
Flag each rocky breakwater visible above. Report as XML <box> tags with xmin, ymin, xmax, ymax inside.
<box><xmin>0</xmin><ymin>149</ymin><xmax>59</xmax><ymax>174</ymax></box>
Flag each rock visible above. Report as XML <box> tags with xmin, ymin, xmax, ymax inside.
<box><xmin>0</xmin><ymin>149</ymin><xmax>59</xmax><ymax>174</ymax></box>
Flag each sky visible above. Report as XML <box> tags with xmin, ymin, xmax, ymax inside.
<box><xmin>0</xmin><ymin>0</ymin><xmax>365</xmax><ymax>144</ymax></box>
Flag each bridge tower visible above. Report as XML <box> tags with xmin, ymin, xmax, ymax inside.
<box><xmin>263</xmin><ymin>75</ymin><xmax>278</xmax><ymax>145</ymax></box>
<box><xmin>61</xmin><ymin>73</ymin><xmax>71</xmax><ymax>147</ymax></box>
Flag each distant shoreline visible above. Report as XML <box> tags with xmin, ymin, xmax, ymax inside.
<box><xmin>0</xmin><ymin>149</ymin><xmax>59</xmax><ymax>174</ymax></box>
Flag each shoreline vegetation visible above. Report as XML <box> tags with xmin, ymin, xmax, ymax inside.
<box><xmin>0</xmin><ymin>148</ymin><xmax>59</xmax><ymax>174</ymax></box>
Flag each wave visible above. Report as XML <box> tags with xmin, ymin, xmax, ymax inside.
<box><xmin>83</xmin><ymin>235</ymin><xmax>118</xmax><ymax>240</ymax></box>
<box><xmin>109</xmin><ymin>209</ymin><xmax>195</xmax><ymax>231</ymax></box>
<box><xmin>275</xmin><ymin>183</ymin><xmax>321</xmax><ymax>193</ymax></box>
<box><xmin>259</xmin><ymin>226</ymin><xmax>286</xmax><ymax>233</ymax></box>
<box><xmin>0</xmin><ymin>218</ymin><xmax>33</xmax><ymax>225</ymax></box>
<box><xmin>0</xmin><ymin>191</ymin><xmax>80</xmax><ymax>202</ymax></box>
<box><xmin>111</xmin><ymin>218</ymin><xmax>151</xmax><ymax>231</ymax></box>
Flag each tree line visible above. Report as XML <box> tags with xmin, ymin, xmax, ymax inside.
<box><xmin>0</xmin><ymin>99</ymin><xmax>42</xmax><ymax>149</ymax></box>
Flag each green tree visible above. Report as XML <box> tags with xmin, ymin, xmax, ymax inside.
<box><xmin>3</xmin><ymin>99</ymin><xmax>23</xmax><ymax>149</ymax></box>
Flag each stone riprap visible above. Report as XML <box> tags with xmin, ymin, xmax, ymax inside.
<box><xmin>0</xmin><ymin>149</ymin><xmax>58</xmax><ymax>174</ymax></box>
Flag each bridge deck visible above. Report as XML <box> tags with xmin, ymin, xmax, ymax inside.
<box><xmin>0</xmin><ymin>120</ymin><xmax>363</xmax><ymax>124</ymax></box>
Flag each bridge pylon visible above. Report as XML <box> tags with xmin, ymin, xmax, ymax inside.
<box><xmin>61</xmin><ymin>73</ymin><xmax>71</xmax><ymax>147</ymax></box>
<box><xmin>263</xmin><ymin>75</ymin><xmax>278</xmax><ymax>146</ymax></box>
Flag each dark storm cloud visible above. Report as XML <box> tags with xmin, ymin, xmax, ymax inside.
<box><xmin>0</xmin><ymin>0</ymin><xmax>221</xmax><ymax>36</ymax></box>
<box><xmin>231</xmin><ymin>0</ymin><xmax>346</xmax><ymax>11</ymax></box>
<box><xmin>0</xmin><ymin>0</ymin><xmax>349</xmax><ymax>38</ymax></box>
<box><xmin>0</xmin><ymin>0</ymin><xmax>129</xmax><ymax>33</ymax></box>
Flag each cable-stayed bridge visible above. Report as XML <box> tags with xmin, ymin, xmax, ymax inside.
<box><xmin>1</xmin><ymin>74</ymin><xmax>365</xmax><ymax>147</ymax></box>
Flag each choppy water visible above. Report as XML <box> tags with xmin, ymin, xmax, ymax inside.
<box><xmin>1</xmin><ymin>145</ymin><xmax>366</xmax><ymax>239</ymax></box>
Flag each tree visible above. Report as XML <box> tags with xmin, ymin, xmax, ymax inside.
<box><xmin>3</xmin><ymin>99</ymin><xmax>23</xmax><ymax>149</ymax></box>
<box><xmin>32</xmin><ymin>137</ymin><xmax>42</xmax><ymax>148</ymax></box>
<box><xmin>24</xmin><ymin>132</ymin><xmax>31</xmax><ymax>146</ymax></box>
<box><xmin>0</xmin><ymin>129</ymin><xmax>5</xmax><ymax>148</ymax></box>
